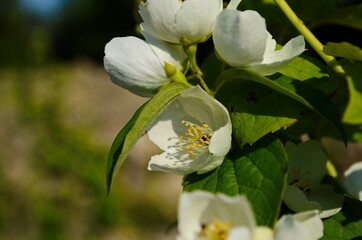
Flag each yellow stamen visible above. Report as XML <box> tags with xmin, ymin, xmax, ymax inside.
<box><xmin>177</xmin><ymin>117</ymin><xmax>213</xmax><ymax>158</ymax></box>
<box><xmin>288</xmin><ymin>167</ymin><xmax>312</xmax><ymax>193</ymax></box>
<box><xmin>200</xmin><ymin>219</ymin><xmax>231</xmax><ymax>240</ymax></box>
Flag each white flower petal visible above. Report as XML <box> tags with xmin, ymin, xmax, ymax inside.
<box><xmin>175</xmin><ymin>0</ymin><xmax>222</xmax><ymax>43</ymax></box>
<box><xmin>262</xmin><ymin>35</ymin><xmax>305</xmax><ymax>64</ymax></box>
<box><xmin>289</xmin><ymin>211</ymin><xmax>324</xmax><ymax>240</ymax></box>
<box><xmin>147</xmin><ymin>99</ymin><xmax>189</xmax><ymax>151</ymax></box>
<box><xmin>177</xmin><ymin>83</ymin><xmax>230</xmax><ymax>130</ymax></box>
<box><xmin>307</xmin><ymin>185</ymin><xmax>343</xmax><ymax>218</ymax></box>
<box><xmin>178</xmin><ymin>86</ymin><xmax>232</xmax><ymax>174</ymax></box>
<box><xmin>177</xmin><ymin>191</ymin><xmax>257</xmax><ymax>240</ymax></box>
<box><xmin>286</xmin><ymin>141</ymin><xmax>327</xmax><ymax>186</ymax></box>
<box><xmin>140</xmin><ymin>0</ymin><xmax>222</xmax><ymax>44</ymax></box>
<box><xmin>177</xmin><ymin>191</ymin><xmax>214</xmax><ymax>240</ymax></box>
<box><xmin>213</xmin><ymin>9</ymin><xmax>304</xmax><ymax>75</ymax></box>
<box><xmin>226</xmin><ymin>0</ymin><xmax>242</xmax><ymax>9</ymax></box>
<box><xmin>147</xmin><ymin>86</ymin><xmax>232</xmax><ymax>175</ymax></box>
<box><xmin>177</xmin><ymin>191</ymin><xmax>256</xmax><ymax>240</ymax></box>
<box><xmin>276</xmin><ymin>215</ymin><xmax>310</xmax><ymax>240</ymax></box>
<box><xmin>213</xmin><ymin>9</ymin><xmax>268</xmax><ymax>67</ymax></box>
<box><xmin>148</xmin><ymin>151</ymin><xmax>211</xmax><ymax>175</ymax></box>
<box><xmin>205</xmin><ymin>193</ymin><xmax>256</xmax><ymax>230</ymax></box>
<box><xmin>344</xmin><ymin>161</ymin><xmax>362</xmax><ymax>200</ymax></box>
<box><xmin>227</xmin><ymin>227</ymin><xmax>252</xmax><ymax>240</ymax></box>
<box><xmin>139</xmin><ymin>0</ymin><xmax>181</xmax><ymax>43</ymax></box>
<box><xmin>283</xmin><ymin>185</ymin><xmax>321</xmax><ymax>213</ymax></box>
<box><xmin>263</xmin><ymin>33</ymin><xmax>277</xmax><ymax>55</ymax></box>
<box><xmin>276</xmin><ymin>211</ymin><xmax>323</xmax><ymax>240</ymax></box>
<box><xmin>143</xmin><ymin>31</ymin><xmax>187</xmax><ymax>70</ymax></box>
<box><xmin>104</xmin><ymin>36</ymin><xmax>168</xmax><ymax>96</ymax></box>
<box><xmin>253</xmin><ymin>226</ymin><xmax>274</xmax><ymax>240</ymax></box>
<box><xmin>208</xmin><ymin>124</ymin><xmax>232</xmax><ymax>157</ymax></box>
<box><xmin>248</xmin><ymin>35</ymin><xmax>306</xmax><ymax>75</ymax></box>
<box><xmin>196</xmin><ymin>155</ymin><xmax>224</xmax><ymax>174</ymax></box>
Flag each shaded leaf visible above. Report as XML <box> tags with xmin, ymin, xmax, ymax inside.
<box><xmin>183</xmin><ymin>136</ymin><xmax>288</xmax><ymax>227</ymax></box>
<box><xmin>289</xmin><ymin>0</ymin><xmax>337</xmax><ymax>23</ymax></box>
<box><xmin>201</xmin><ymin>51</ymin><xmax>223</xmax><ymax>89</ymax></box>
<box><xmin>313</xmin><ymin>4</ymin><xmax>362</xmax><ymax>31</ymax></box>
<box><xmin>321</xmin><ymin>197</ymin><xmax>362</xmax><ymax>240</ymax></box>
<box><xmin>219</xmin><ymin>68</ymin><xmax>347</xmax><ymax>144</ymax></box>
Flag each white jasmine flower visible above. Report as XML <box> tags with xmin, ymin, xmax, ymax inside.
<box><xmin>213</xmin><ymin>9</ymin><xmax>305</xmax><ymax>75</ymax></box>
<box><xmin>177</xmin><ymin>191</ymin><xmax>323</xmax><ymax>240</ymax></box>
<box><xmin>147</xmin><ymin>86</ymin><xmax>232</xmax><ymax>175</ymax></box>
<box><xmin>275</xmin><ymin>211</ymin><xmax>324</xmax><ymax>240</ymax></box>
<box><xmin>283</xmin><ymin>141</ymin><xmax>344</xmax><ymax>218</ymax></box>
<box><xmin>139</xmin><ymin>0</ymin><xmax>241</xmax><ymax>45</ymax></box>
<box><xmin>104</xmin><ymin>35</ymin><xmax>186</xmax><ymax>97</ymax></box>
<box><xmin>344</xmin><ymin>161</ymin><xmax>362</xmax><ymax>200</ymax></box>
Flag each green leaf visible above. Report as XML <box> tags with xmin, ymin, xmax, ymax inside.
<box><xmin>278</xmin><ymin>55</ymin><xmax>344</xmax><ymax>98</ymax></box>
<box><xmin>324</xmin><ymin>42</ymin><xmax>362</xmax><ymax>61</ymax></box>
<box><xmin>219</xmin><ymin>68</ymin><xmax>347</xmax><ymax>144</ymax></box>
<box><xmin>278</xmin><ymin>55</ymin><xmax>329</xmax><ymax>81</ymax></box>
<box><xmin>106</xmin><ymin>102</ymin><xmax>146</xmax><ymax>195</ymax></box>
<box><xmin>227</xmin><ymin>81</ymin><xmax>306</xmax><ymax>146</ymax></box>
<box><xmin>343</xmin><ymin>63</ymin><xmax>362</xmax><ymax>124</ymax></box>
<box><xmin>201</xmin><ymin>51</ymin><xmax>223</xmax><ymax>89</ymax></box>
<box><xmin>291</xmin><ymin>0</ymin><xmax>362</xmax><ymax>31</ymax></box>
<box><xmin>322</xmin><ymin>124</ymin><xmax>362</xmax><ymax>143</ymax></box>
<box><xmin>312</xmin><ymin>4</ymin><xmax>362</xmax><ymax>31</ymax></box>
<box><xmin>321</xmin><ymin>197</ymin><xmax>362</xmax><ymax>240</ymax></box>
<box><xmin>289</xmin><ymin>0</ymin><xmax>337</xmax><ymax>23</ymax></box>
<box><xmin>183</xmin><ymin>136</ymin><xmax>288</xmax><ymax>227</ymax></box>
<box><xmin>276</xmin><ymin>55</ymin><xmax>341</xmax><ymax>94</ymax></box>
<box><xmin>240</xmin><ymin>0</ymin><xmax>283</xmax><ymax>21</ymax></box>
<box><xmin>106</xmin><ymin>82</ymin><xmax>188</xmax><ymax>195</ymax></box>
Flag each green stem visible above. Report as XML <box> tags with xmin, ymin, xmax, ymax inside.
<box><xmin>274</xmin><ymin>0</ymin><xmax>346</xmax><ymax>77</ymax></box>
<box><xmin>213</xmin><ymin>74</ymin><xmax>226</xmax><ymax>95</ymax></box>
<box><xmin>164</xmin><ymin>61</ymin><xmax>193</xmax><ymax>88</ymax></box>
<box><xmin>173</xmin><ymin>72</ymin><xmax>194</xmax><ymax>88</ymax></box>
<box><xmin>184</xmin><ymin>44</ymin><xmax>214</xmax><ymax>96</ymax></box>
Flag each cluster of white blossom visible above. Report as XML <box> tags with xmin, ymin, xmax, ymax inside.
<box><xmin>103</xmin><ymin>0</ymin><xmax>362</xmax><ymax>239</ymax></box>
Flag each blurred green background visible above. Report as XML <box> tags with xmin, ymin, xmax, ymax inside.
<box><xmin>0</xmin><ymin>0</ymin><xmax>361</xmax><ymax>239</ymax></box>
<box><xmin>0</xmin><ymin>0</ymin><xmax>182</xmax><ymax>239</ymax></box>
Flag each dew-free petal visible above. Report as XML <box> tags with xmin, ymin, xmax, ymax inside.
<box><xmin>147</xmin><ymin>86</ymin><xmax>232</xmax><ymax>175</ymax></box>
<box><xmin>248</xmin><ymin>35</ymin><xmax>305</xmax><ymax>75</ymax></box>
<box><xmin>213</xmin><ymin>9</ymin><xmax>268</xmax><ymax>67</ymax></box>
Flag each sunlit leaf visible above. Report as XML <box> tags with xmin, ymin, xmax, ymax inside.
<box><xmin>227</xmin><ymin>81</ymin><xmax>306</xmax><ymax>146</ymax></box>
<box><xmin>106</xmin><ymin>82</ymin><xmax>188</xmax><ymax>195</ymax></box>
<box><xmin>278</xmin><ymin>55</ymin><xmax>329</xmax><ymax>81</ymax></box>
<box><xmin>342</xmin><ymin>63</ymin><xmax>362</xmax><ymax>124</ymax></box>
<box><xmin>324</xmin><ymin>42</ymin><xmax>362</xmax><ymax>61</ymax></box>
<box><xmin>276</xmin><ymin>55</ymin><xmax>342</xmax><ymax>94</ymax></box>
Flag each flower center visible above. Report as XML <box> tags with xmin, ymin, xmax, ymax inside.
<box><xmin>177</xmin><ymin>117</ymin><xmax>213</xmax><ymax>157</ymax></box>
<box><xmin>200</xmin><ymin>219</ymin><xmax>231</xmax><ymax>240</ymax></box>
<box><xmin>288</xmin><ymin>167</ymin><xmax>312</xmax><ymax>193</ymax></box>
